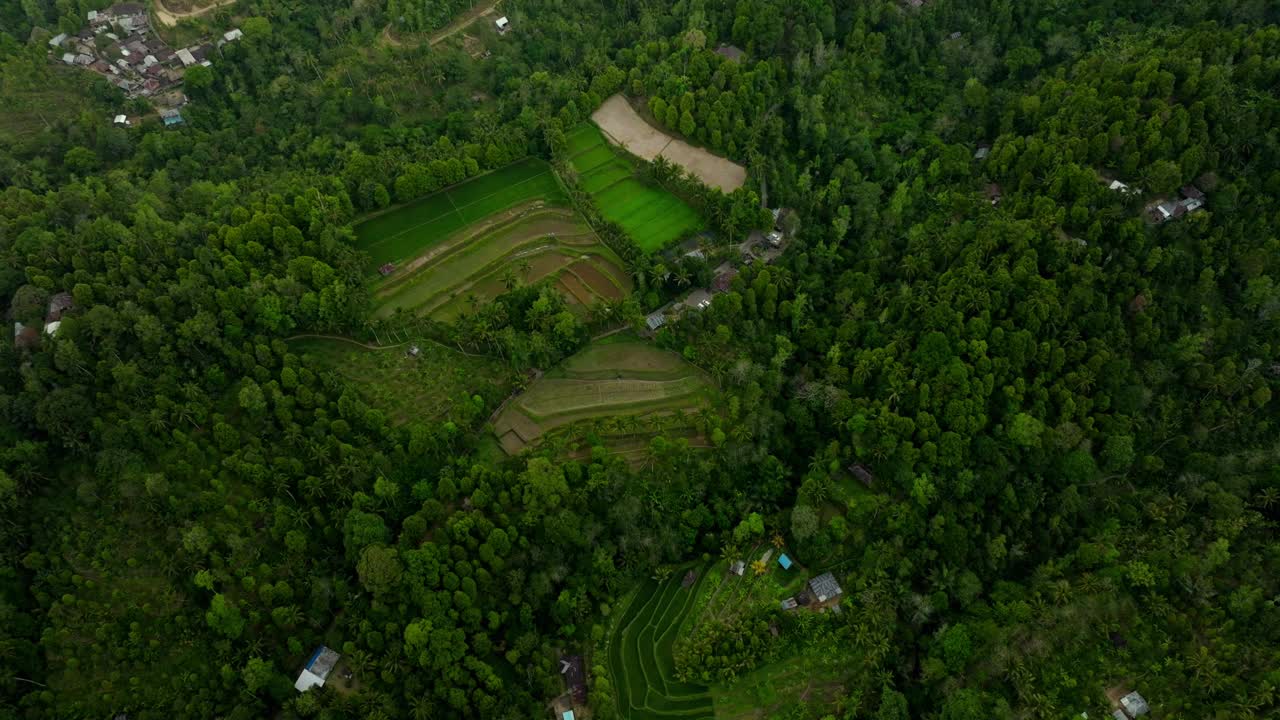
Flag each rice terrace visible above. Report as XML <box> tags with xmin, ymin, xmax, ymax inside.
<box><xmin>492</xmin><ymin>337</ymin><xmax>715</xmax><ymax>454</ymax></box>
<box><xmin>567</xmin><ymin>123</ymin><xmax>704</xmax><ymax>253</ymax></box>
<box><xmin>353</xmin><ymin>158</ymin><xmax>631</xmax><ymax>319</ymax></box>
<box><xmin>608</xmin><ymin>565</ymin><xmax>715</xmax><ymax>720</ymax></box>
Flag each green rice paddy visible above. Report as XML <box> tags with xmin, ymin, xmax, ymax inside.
<box><xmin>354</xmin><ymin>158</ymin><xmax>566</xmax><ymax>271</ymax></box>
<box><xmin>567</xmin><ymin>124</ymin><xmax>703</xmax><ymax>253</ymax></box>
<box><xmin>609</xmin><ymin>565</ymin><xmax>715</xmax><ymax>720</ymax></box>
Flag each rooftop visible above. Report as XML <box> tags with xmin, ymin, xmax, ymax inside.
<box><xmin>778</xmin><ymin>553</ymin><xmax>793</xmax><ymax>570</ymax></box>
<box><xmin>808</xmin><ymin>572</ymin><xmax>843</xmax><ymax>602</ymax></box>
<box><xmin>294</xmin><ymin>646</ymin><xmax>341</xmax><ymax>692</ymax></box>
<box><xmin>715</xmin><ymin>45</ymin><xmax>744</xmax><ymax>62</ymax></box>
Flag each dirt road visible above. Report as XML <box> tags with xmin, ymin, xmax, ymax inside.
<box><xmin>152</xmin><ymin>0</ymin><xmax>237</xmax><ymax>27</ymax></box>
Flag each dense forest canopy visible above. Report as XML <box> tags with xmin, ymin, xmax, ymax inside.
<box><xmin>1</xmin><ymin>1</ymin><xmax>1278</xmax><ymax>720</ymax></box>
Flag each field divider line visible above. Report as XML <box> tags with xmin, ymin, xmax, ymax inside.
<box><xmin>360</xmin><ymin>161</ymin><xmax>554</xmax><ymax>252</ymax></box>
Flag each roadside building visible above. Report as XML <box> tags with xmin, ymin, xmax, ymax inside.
<box><xmin>294</xmin><ymin>646</ymin><xmax>341</xmax><ymax>692</ymax></box>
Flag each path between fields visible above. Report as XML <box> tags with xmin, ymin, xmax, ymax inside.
<box><xmin>152</xmin><ymin>0</ymin><xmax>237</xmax><ymax>27</ymax></box>
<box><xmin>284</xmin><ymin>333</ymin><xmax>494</xmax><ymax>359</ymax></box>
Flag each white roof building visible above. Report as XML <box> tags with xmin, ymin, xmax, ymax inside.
<box><xmin>49</xmin><ymin>33</ymin><xmax>68</xmax><ymax>48</ymax></box>
<box><xmin>294</xmin><ymin>646</ymin><xmax>341</xmax><ymax>692</ymax></box>
<box><xmin>113</xmin><ymin>114</ymin><xmax>129</xmax><ymax>125</ymax></box>
<box><xmin>176</xmin><ymin>48</ymin><xmax>197</xmax><ymax>66</ymax></box>
<box><xmin>43</xmin><ymin>320</ymin><xmax>61</xmax><ymax>336</ymax></box>
<box><xmin>62</xmin><ymin>53</ymin><xmax>77</xmax><ymax>64</ymax></box>
<box><xmin>223</xmin><ymin>28</ymin><xmax>243</xmax><ymax>42</ymax></box>
<box><xmin>495</xmin><ymin>16</ymin><xmax>509</xmax><ymax>31</ymax></box>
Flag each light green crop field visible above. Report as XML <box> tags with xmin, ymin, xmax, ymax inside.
<box><xmin>290</xmin><ymin>337</ymin><xmax>511</xmax><ymax>425</ymax></box>
<box><xmin>353</xmin><ymin>158</ymin><xmax>566</xmax><ymax>271</ymax></box>
<box><xmin>492</xmin><ymin>337</ymin><xmax>713</xmax><ymax>453</ymax></box>
<box><xmin>608</xmin><ymin>566</ymin><xmax>716</xmax><ymax>720</ymax></box>
<box><xmin>567</xmin><ymin>123</ymin><xmax>703</xmax><ymax>254</ymax></box>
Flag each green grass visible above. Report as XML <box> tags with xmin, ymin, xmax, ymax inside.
<box><xmin>609</xmin><ymin>566</ymin><xmax>716</xmax><ymax>720</ymax></box>
<box><xmin>353</xmin><ymin>158</ymin><xmax>566</xmax><ymax>271</ymax></box>
<box><xmin>565</xmin><ymin>122</ymin><xmax>704</xmax><ymax>254</ymax></box>
<box><xmin>290</xmin><ymin>337</ymin><xmax>512</xmax><ymax>425</ymax></box>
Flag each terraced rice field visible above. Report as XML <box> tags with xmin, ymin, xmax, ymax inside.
<box><xmin>608</xmin><ymin>566</ymin><xmax>715</xmax><ymax>720</ymax></box>
<box><xmin>567</xmin><ymin>124</ymin><xmax>703</xmax><ymax>253</ymax></box>
<box><xmin>354</xmin><ymin>158</ymin><xmax>567</xmax><ymax>272</ymax></box>
<box><xmin>492</xmin><ymin>338</ymin><xmax>713</xmax><ymax>454</ymax></box>
<box><xmin>369</xmin><ymin>202</ymin><xmax>632</xmax><ymax>321</ymax></box>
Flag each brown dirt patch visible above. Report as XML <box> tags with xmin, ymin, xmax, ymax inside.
<box><xmin>557</xmin><ymin>273</ymin><xmax>596</xmax><ymax>304</ymax></box>
<box><xmin>569</xmin><ymin>259</ymin><xmax>628</xmax><ymax>301</ymax></box>
<box><xmin>591</xmin><ymin>94</ymin><xmax>746</xmax><ymax>192</ymax></box>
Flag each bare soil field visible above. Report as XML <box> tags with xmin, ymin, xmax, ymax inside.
<box><xmin>592</xmin><ymin>94</ymin><xmax>747</xmax><ymax>192</ymax></box>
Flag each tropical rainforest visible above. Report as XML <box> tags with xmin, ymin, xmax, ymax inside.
<box><xmin>2</xmin><ymin>1</ymin><xmax>1278</xmax><ymax>720</ymax></box>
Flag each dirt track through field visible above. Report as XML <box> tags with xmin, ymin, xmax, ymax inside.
<box><xmin>592</xmin><ymin>94</ymin><xmax>746</xmax><ymax>192</ymax></box>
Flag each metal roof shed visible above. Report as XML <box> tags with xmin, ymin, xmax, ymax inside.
<box><xmin>294</xmin><ymin>646</ymin><xmax>341</xmax><ymax>692</ymax></box>
<box><xmin>778</xmin><ymin>553</ymin><xmax>793</xmax><ymax>570</ymax></box>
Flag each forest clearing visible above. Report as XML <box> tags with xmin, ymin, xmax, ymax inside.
<box><xmin>289</xmin><ymin>336</ymin><xmax>512</xmax><ymax>425</ymax></box>
<box><xmin>592</xmin><ymin>93</ymin><xmax>747</xmax><ymax>192</ymax></box>
<box><xmin>567</xmin><ymin>123</ymin><xmax>704</xmax><ymax>252</ymax></box>
<box><xmin>492</xmin><ymin>337</ymin><xmax>714</xmax><ymax>454</ymax></box>
<box><xmin>608</xmin><ymin>566</ymin><xmax>716</xmax><ymax>720</ymax></box>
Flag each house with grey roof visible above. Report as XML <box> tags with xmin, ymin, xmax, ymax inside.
<box><xmin>808</xmin><ymin>572</ymin><xmax>843</xmax><ymax>603</ymax></box>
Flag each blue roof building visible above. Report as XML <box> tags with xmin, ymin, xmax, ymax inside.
<box><xmin>160</xmin><ymin>108</ymin><xmax>184</xmax><ymax>127</ymax></box>
<box><xmin>563</xmin><ymin>711</ymin><xmax>575</xmax><ymax>720</ymax></box>
<box><xmin>778</xmin><ymin>553</ymin><xmax>793</xmax><ymax>570</ymax></box>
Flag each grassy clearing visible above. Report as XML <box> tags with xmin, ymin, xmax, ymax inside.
<box><xmin>493</xmin><ymin>337</ymin><xmax>713</xmax><ymax>453</ymax></box>
<box><xmin>290</xmin><ymin>337</ymin><xmax>512</xmax><ymax>425</ymax></box>
<box><xmin>354</xmin><ymin>158</ymin><xmax>566</xmax><ymax>271</ymax></box>
<box><xmin>609</xmin><ymin>566</ymin><xmax>716</xmax><ymax>720</ymax></box>
<box><xmin>566</xmin><ymin>122</ymin><xmax>704</xmax><ymax>254</ymax></box>
<box><xmin>369</xmin><ymin>204</ymin><xmax>631</xmax><ymax>321</ymax></box>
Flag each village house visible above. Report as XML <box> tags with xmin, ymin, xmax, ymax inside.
<box><xmin>985</xmin><ymin>183</ymin><xmax>1003</xmax><ymax>206</ymax></box>
<box><xmin>730</xmin><ymin>560</ymin><xmax>745</xmax><ymax>576</ymax></box>
<box><xmin>1119</xmin><ymin>691</ymin><xmax>1149</xmax><ymax>718</ymax></box>
<box><xmin>495</xmin><ymin>16</ymin><xmax>510</xmax><ymax>34</ymax></box>
<box><xmin>849</xmin><ymin>463</ymin><xmax>875</xmax><ymax>487</ymax></box>
<box><xmin>715</xmin><ymin>45</ymin><xmax>744</xmax><ymax>62</ymax></box>
<box><xmin>973</xmin><ymin>144</ymin><xmax>990</xmax><ymax>160</ymax></box>
<box><xmin>711</xmin><ymin>263</ymin><xmax>738</xmax><ymax>293</ymax></box>
<box><xmin>294</xmin><ymin>646</ymin><xmax>341</xmax><ymax>692</ymax></box>
<box><xmin>808</xmin><ymin>572</ymin><xmax>843</xmax><ymax>603</ymax></box>
<box><xmin>558</xmin><ymin>654</ymin><xmax>587</xmax><ymax>704</ymax></box>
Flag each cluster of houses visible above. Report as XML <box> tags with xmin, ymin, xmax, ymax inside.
<box><xmin>13</xmin><ymin>292</ymin><xmax>72</xmax><ymax>351</ymax></box>
<box><xmin>644</xmin><ymin>209</ymin><xmax>792</xmax><ymax>332</ymax></box>
<box><xmin>1144</xmin><ymin>184</ymin><xmax>1205</xmax><ymax>223</ymax></box>
<box><xmin>48</xmin><ymin>3</ymin><xmax>243</xmax><ymax>122</ymax></box>
<box><xmin>780</xmin><ymin>572</ymin><xmax>844</xmax><ymax>611</ymax></box>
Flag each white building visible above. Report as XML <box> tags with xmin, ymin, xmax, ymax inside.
<box><xmin>495</xmin><ymin>16</ymin><xmax>510</xmax><ymax>33</ymax></box>
<box><xmin>294</xmin><ymin>646</ymin><xmax>341</xmax><ymax>692</ymax></box>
